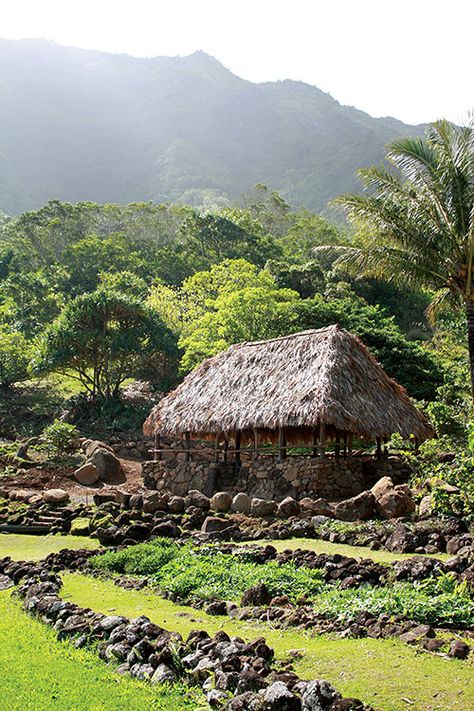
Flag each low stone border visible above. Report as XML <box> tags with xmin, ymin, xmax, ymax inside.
<box><xmin>35</xmin><ymin>545</ymin><xmax>473</xmax><ymax>660</ymax></box>
<box><xmin>0</xmin><ymin>556</ymin><xmax>370</xmax><ymax>711</ymax></box>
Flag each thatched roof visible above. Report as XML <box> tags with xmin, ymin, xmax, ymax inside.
<box><xmin>144</xmin><ymin>325</ymin><xmax>433</xmax><ymax>441</ymax></box>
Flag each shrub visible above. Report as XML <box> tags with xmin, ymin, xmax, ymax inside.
<box><xmin>40</xmin><ymin>419</ymin><xmax>78</xmax><ymax>457</ymax></box>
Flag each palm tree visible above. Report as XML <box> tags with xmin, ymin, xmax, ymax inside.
<box><xmin>328</xmin><ymin>119</ymin><xmax>474</xmax><ymax>398</ymax></box>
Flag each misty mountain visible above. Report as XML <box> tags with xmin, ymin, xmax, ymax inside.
<box><xmin>0</xmin><ymin>39</ymin><xmax>424</xmax><ymax>215</ymax></box>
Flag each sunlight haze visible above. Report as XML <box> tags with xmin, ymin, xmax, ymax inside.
<box><xmin>2</xmin><ymin>0</ymin><xmax>472</xmax><ymax>125</ymax></box>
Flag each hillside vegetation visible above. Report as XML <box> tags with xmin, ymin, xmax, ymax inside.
<box><xmin>0</xmin><ymin>38</ymin><xmax>423</xmax><ymax>215</ymax></box>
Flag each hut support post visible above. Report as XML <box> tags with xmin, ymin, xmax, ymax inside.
<box><xmin>223</xmin><ymin>434</ymin><xmax>228</xmax><ymax>465</ymax></box>
<box><xmin>235</xmin><ymin>431</ymin><xmax>241</xmax><ymax>464</ymax></box>
<box><xmin>347</xmin><ymin>433</ymin><xmax>353</xmax><ymax>459</ymax></box>
<box><xmin>414</xmin><ymin>436</ymin><xmax>419</xmax><ymax>455</ymax></box>
<box><xmin>154</xmin><ymin>434</ymin><xmax>161</xmax><ymax>462</ymax></box>
<box><xmin>335</xmin><ymin>432</ymin><xmax>340</xmax><ymax>461</ymax></box>
<box><xmin>376</xmin><ymin>436</ymin><xmax>382</xmax><ymax>460</ymax></box>
<box><xmin>253</xmin><ymin>429</ymin><xmax>259</xmax><ymax>461</ymax></box>
<box><xmin>343</xmin><ymin>432</ymin><xmax>348</xmax><ymax>459</ymax></box>
<box><xmin>214</xmin><ymin>433</ymin><xmax>220</xmax><ymax>464</ymax></box>
<box><xmin>383</xmin><ymin>436</ymin><xmax>388</xmax><ymax>458</ymax></box>
<box><xmin>234</xmin><ymin>431</ymin><xmax>241</xmax><ymax>474</ymax></box>
<box><xmin>184</xmin><ymin>432</ymin><xmax>191</xmax><ymax>462</ymax></box>
<box><xmin>319</xmin><ymin>422</ymin><xmax>326</xmax><ymax>459</ymax></box>
<box><xmin>312</xmin><ymin>429</ymin><xmax>318</xmax><ymax>458</ymax></box>
<box><xmin>278</xmin><ymin>426</ymin><xmax>287</xmax><ymax>462</ymax></box>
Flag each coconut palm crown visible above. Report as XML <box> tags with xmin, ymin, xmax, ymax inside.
<box><xmin>327</xmin><ymin>118</ymin><xmax>474</xmax><ymax>398</ymax></box>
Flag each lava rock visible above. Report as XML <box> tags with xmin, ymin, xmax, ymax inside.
<box><xmin>263</xmin><ymin>681</ymin><xmax>301</xmax><ymax>710</ymax></box>
<box><xmin>74</xmin><ymin>463</ymin><xmax>100</xmax><ymax>486</ymax></box>
<box><xmin>251</xmin><ymin>498</ymin><xmax>278</xmax><ymax>517</ymax></box>
<box><xmin>277</xmin><ymin>497</ymin><xmax>301</xmax><ymax>518</ymax></box>
<box><xmin>90</xmin><ymin>448</ymin><xmax>124</xmax><ymax>483</ymax></box>
<box><xmin>448</xmin><ymin>639</ymin><xmax>470</xmax><ymax>659</ymax></box>
<box><xmin>301</xmin><ymin>680</ymin><xmax>341</xmax><ymax>710</ymax></box>
<box><xmin>333</xmin><ymin>491</ymin><xmax>375</xmax><ymax>522</ymax></box>
<box><xmin>43</xmin><ymin>489</ymin><xmax>70</xmax><ymax>505</ymax></box>
<box><xmin>231</xmin><ymin>492</ymin><xmax>252</xmax><ymax>515</ymax></box>
<box><xmin>240</xmin><ymin>583</ymin><xmax>272</xmax><ymax>607</ymax></box>
<box><xmin>210</xmin><ymin>492</ymin><xmax>233</xmax><ymax>513</ymax></box>
<box><xmin>184</xmin><ymin>490</ymin><xmax>210</xmax><ymax>510</ymax></box>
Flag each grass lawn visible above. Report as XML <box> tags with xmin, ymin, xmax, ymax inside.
<box><xmin>252</xmin><ymin>537</ymin><xmax>450</xmax><ymax>563</ymax></box>
<box><xmin>0</xmin><ymin>590</ymin><xmax>205</xmax><ymax>711</ymax></box>
<box><xmin>63</xmin><ymin>573</ymin><xmax>474</xmax><ymax>711</ymax></box>
<box><xmin>0</xmin><ymin>533</ymin><xmax>100</xmax><ymax>561</ymax></box>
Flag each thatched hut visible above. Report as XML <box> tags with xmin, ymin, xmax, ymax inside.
<box><xmin>144</xmin><ymin>325</ymin><xmax>433</xmax><ymax>462</ymax></box>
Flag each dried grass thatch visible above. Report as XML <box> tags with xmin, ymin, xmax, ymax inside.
<box><xmin>144</xmin><ymin>325</ymin><xmax>433</xmax><ymax>442</ymax></box>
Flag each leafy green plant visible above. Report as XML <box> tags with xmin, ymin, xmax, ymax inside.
<box><xmin>312</xmin><ymin>577</ymin><xmax>474</xmax><ymax>628</ymax></box>
<box><xmin>91</xmin><ymin>539</ymin><xmax>326</xmax><ymax>602</ymax></box>
<box><xmin>40</xmin><ymin>419</ymin><xmax>78</xmax><ymax>457</ymax></box>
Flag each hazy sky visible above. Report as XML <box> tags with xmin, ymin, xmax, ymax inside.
<box><xmin>2</xmin><ymin>0</ymin><xmax>472</xmax><ymax>125</ymax></box>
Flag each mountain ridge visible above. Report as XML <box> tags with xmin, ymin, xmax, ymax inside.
<box><xmin>0</xmin><ymin>39</ymin><xmax>425</xmax><ymax>215</ymax></box>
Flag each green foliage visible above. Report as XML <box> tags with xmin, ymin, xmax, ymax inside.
<box><xmin>91</xmin><ymin>539</ymin><xmax>325</xmax><ymax>602</ymax></box>
<box><xmin>333</xmin><ymin>118</ymin><xmax>474</xmax><ymax>393</ymax></box>
<box><xmin>0</xmin><ymin>326</ymin><xmax>30</xmax><ymax>389</ymax></box>
<box><xmin>33</xmin><ymin>289</ymin><xmax>179</xmax><ymax>399</ymax></box>
<box><xmin>391</xmin><ymin>435</ymin><xmax>474</xmax><ymax>519</ymax></box>
<box><xmin>312</xmin><ymin>577</ymin><xmax>474</xmax><ymax>628</ymax></box>
<box><xmin>39</xmin><ymin>419</ymin><xmax>78</xmax><ymax>457</ymax></box>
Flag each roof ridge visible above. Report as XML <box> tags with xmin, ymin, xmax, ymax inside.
<box><xmin>232</xmin><ymin>324</ymin><xmax>342</xmax><ymax>349</ymax></box>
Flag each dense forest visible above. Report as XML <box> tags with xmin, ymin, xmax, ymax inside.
<box><xmin>0</xmin><ymin>39</ymin><xmax>424</xmax><ymax>215</ymax></box>
<box><xmin>0</xmin><ymin>183</ymin><xmax>466</xmax><ymax>440</ymax></box>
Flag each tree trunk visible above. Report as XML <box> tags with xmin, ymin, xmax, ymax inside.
<box><xmin>466</xmin><ymin>301</ymin><xmax>474</xmax><ymax>400</ymax></box>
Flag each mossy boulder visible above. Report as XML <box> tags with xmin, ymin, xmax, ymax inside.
<box><xmin>70</xmin><ymin>517</ymin><xmax>90</xmax><ymax>536</ymax></box>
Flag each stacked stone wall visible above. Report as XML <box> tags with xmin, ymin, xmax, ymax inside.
<box><xmin>142</xmin><ymin>454</ymin><xmax>411</xmax><ymax>501</ymax></box>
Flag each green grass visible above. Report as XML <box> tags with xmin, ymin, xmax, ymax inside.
<box><xmin>0</xmin><ymin>590</ymin><xmax>205</xmax><ymax>710</ymax></box>
<box><xmin>252</xmin><ymin>537</ymin><xmax>450</xmax><ymax>563</ymax></box>
<box><xmin>91</xmin><ymin>539</ymin><xmax>471</xmax><ymax>626</ymax></box>
<box><xmin>0</xmin><ymin>533</ymin><xmax>100</xmax><ymax>561</ymax></box>
<box><xmin>62</xmin><ymin>573</ymin><xmax>474</xmax><ymax>711</ymax></box>
<box><xmin>91</xmin><ymin>538</ymin><xmax>326</xmax><ymax>602</ymax></box>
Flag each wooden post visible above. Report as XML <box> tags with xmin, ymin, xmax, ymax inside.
<box><xmin>214</xmin><ymin>432</ymin><xmax>220</xmax><ymax>463</ymax></box>
<box><xmin>253</xmin><ymin>429</ymin><xmax>259</xmax><ymax>461</ymax></box>
<box><xmin>414</xmin><ymin>436</ymin><xmax>420</xmax><ymax>455</ymax></box>
<box><xmin>335</xmin><ymin>431</ymin><xmax>340</xmax><ymax>461</ymax></box>
<box><xmin>347</xmin><ymin>433</ymin><xmax>353</xmax><ymax>460</ymax></box>
<box><xmin>383</xmin><ymin>436</ymin><xmax>388</xmax><ymax>458</ymax></box>
<box><xmin>342</xmin><ymin>432</ymin><xmax>348</xmax><ymax>459</ymax></box>
<box><xmin>376</xmin><ymin>436</ymin><xmax>382</xmax><ymax>460</ymax></box>
<box><xmin>235</xmin><ymin>431</ymin><xmax>241</xmax><ymax>464</ymax></box>
<box><xmin>312</xmin><ymin>428</ymin><xmax>318</xmax><ymax>458</ymax></box>
<box><xmin>184</xmin><ymin>432</ymin><xmax>191</xmax><ymax>462</ymax></box>
<box><xmin>223</xmin><ymin>433</ymin><xmax>228</xmax><ymax>465</ymax></box>
<box><xmin>154</xmin><ymin>433</ymin><xmax>161</xmax><ymax>461</ymax></box>
<box><xmin>319</xmin><ymin>422</ymin><xmax>326</xmax><ymax>459</ymax></box>
<box><xmin>278</xmin><ymin>426</ymin><xmax>287</xmax><ymax>462</ymax></box>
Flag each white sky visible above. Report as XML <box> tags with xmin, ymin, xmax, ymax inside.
<box><xmin>1</xmin><ymin>0</ymin><xmax>472</xmax><ymax>125</ymax></box>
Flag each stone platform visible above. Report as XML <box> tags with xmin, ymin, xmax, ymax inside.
<box><xmin>142</xmin><ymin>455</ymin><xmax>411</xmax><ymax>501</ymax></box>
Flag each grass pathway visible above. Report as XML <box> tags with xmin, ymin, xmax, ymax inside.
<box><xmin>63</xmin><ymin>573</ymin><xmax>474</xmax><ymax>711</ymax></box>
<box><xmin>0</xmin><ymin>589</ymin><xmax>204</xmax><ymax>710</ymax></box>
<box><xmin>0</xmin><ymin>533</ymin><xmax>100</xmax><ymax>560</ymax></box>
<box><xmin>249</xmin><ymin>538</ymin><xmax>450</xmax><ymax>563</ymax></box>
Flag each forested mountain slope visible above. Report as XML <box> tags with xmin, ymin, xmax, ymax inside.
<box><xmin>0</xmin><ymin>39</ymin><xmax>423</xmax><ymax>214</ymax></box>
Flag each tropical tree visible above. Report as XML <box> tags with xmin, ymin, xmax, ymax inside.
<box><xmin>0</xmin><ymin>326</ymin><xmax>31</xmax><ymax>389</ymax></box>
<box><xmin>33</xmin><ymin>290</ymin><xmax>178</xmax><ymax>399</ymax></box>
<box><xmin>330</xmin><ymin>119</ymin><xmax>474</xmax><ymax>397</ymax></box>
